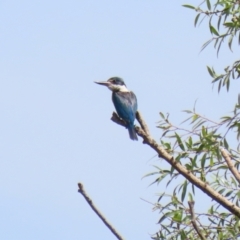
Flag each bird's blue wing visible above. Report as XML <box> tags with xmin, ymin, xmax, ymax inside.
<box><xmin>112</xmin><ymin>91</ymin><xmax>138</xmax><ymax>126</ymax></box>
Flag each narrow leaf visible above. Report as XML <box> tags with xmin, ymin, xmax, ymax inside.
<box><xmin>159</xmin><ymin>112</ymin><xmax>165</xmax><ymax>119</ymax></box>
<box><xmin>194</xmin><ymin>13</ymin><xmax>201</xmax><ymax>27</ymax></box>
<box><xmin>207</xmin><ymin>66</ymin><xmax>214</xmax><ymax>77</ymax></box>
<box><xmin>217</xmin><ymin>16</ymin><xmax>222</xmax><ymax>30</ymax></box>
<box><xmin>181</xmin><ymin>180</ymin><xmax>188</xmax><ymax>202</ymax></box>
<box><xmin>175</xmin><ymin>133</ymin><xmax>185</xmax><ymax>151</ymax></box>
<box><xmin>217</xmin><ymin>38</ymin><xmax>223</xmax><ymax>57</ymax></box>
<box><xmin>182</xmin><ymin>4</ymin><xmax>196</xmax><ymax>10</ymax></box>
<box><xmin>212</xmin><ymin>75</ymin><xmax>223</xmax><ymax>83</ymax></box>
<box><xmin>157</xmin><ymin>192</ymin><xmax>165</xmax><ymax>202</ymax></box>
<box><xmin>192</xmin><ymin>184</ymin><xmax>195</xmax><ymax>195</ymax></box>
<box><xmin>210</xmin><ymin>25</ymin><xmax>219</xmax><ymax>36</ymax></box>
<box><xmin>206</xmin><ymin>0</ymin><xmax>211</xmax><ymax>10</ymax></box>
<box><xmin>226</xmin><ymin>75</ymin><xmax>230</xmax><ymax>91</ymax></box>
<box><xmin>201</xmin><ymin>39</ymin><xmax>212</xmax><ymax>52</ymax></box>
<box><xmin>214</xmin><ymin>37</ymin><xmax>219</xmax><ymax>48</ymax></box>
<box><xmin>228</xmin><ymin>34</ymin><xmax>233</xmax><ymax>51</ymax></box>
<box><xmin>218</xmin><ymin>79</ymin><xmax>222</xmax><ymax>93</ymax></box>
<box><xmin>201</xmin><ymin>153</ymin><xmax>207</xmax><ymax>169</ymax></box>
<box><xmin>224</xmin><ymin>22</ymin><xmax>234</xmax><ymax>27</ymax></box>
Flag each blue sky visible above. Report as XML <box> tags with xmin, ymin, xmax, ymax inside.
<box><xmin>0</xmin><ymin>0</ymin><xmax>239</xmax><ymax>239</ymax></box>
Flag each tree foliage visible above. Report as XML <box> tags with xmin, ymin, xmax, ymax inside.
<box><xmin>148</xmin><ymin>0</ymin><xmax>240</xmax><ymax>239</ymax></box>
<box><xmin>184</xmin><ymin>0</ymin><xmax>240</xmax><ymax>92</ymax></box>
<box><xmin>84</xmin><ymin>1</ymin><xmax>240</xmax><ymax>239</ymax></box>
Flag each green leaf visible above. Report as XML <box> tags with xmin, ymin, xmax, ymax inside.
<box><xmin>206</xmin><ymin>0</ymin><xmax>211</xmax><ymax>10</ymax></box>
<box><xmin>180</xmin><ymin>230</ymin><xmax>187</xmax><ymax>239</ymax></box>
<box><xmin>223</xmin><ymin>138</ymin><xmax>229</xmax><ymax>149</ymax></box>
<box><xmin>192</xmin><ymin>120</ymin><xmax>206</xmax><ymax>130</ymax></box>
<box><xmin>160</xmin><ymin>224</ymin><xmax>170</xmax><ymax>234</ymax></box>
<box><xmin>231</xmin><ymin>177</ymin><xmax>237</xmax><ymax>188</ymax></box>
<box><xmin>181</xmin><ymin>180</ymin><xmax>188</xmax><ymax>201</ymax></box>
<box><xmin>158</xmin><ymin>212</ymin><xmax>174</xmax><ymax>223</ymax></box>
<box><xmin>216</xmin><ymin>38</ymin><xmax>223</xmax><ymax>57</ymax></box>
<box><xmin>157</xmin><ymin>192</ymin><xmax>165</xmax><ymax>202</ymax></box>
<box><xmin>214</xmin><ymin>37</ymin><xmax>219</xmax><ymax>49</ymax></box>
<box><xmin>209</xmin><ymin>218</ymin><xmax>217</xmax><ymax>224</ymax></box>
<box><xmin>201</xmin><ymin>153</ymin><xmax>207</xmax><ymax>168</ymax></box>
<box><xmin>217</xmin><ymin>165</ymin><xmax>228</xmax><ymax>170</ymax></box>
<box><xmin>182</xmin><ymin>110</ymin><xmax>192</xmax><ymax>114</ymax></box>
<box><xmin>180</xmin><ymin>116</ymin><xmax>192</xmax><ymax>124</ymax></box>
<box><xmin>218</xmin><ymin>79</ymin><xmax>222</xmax><ymax>93</ymax></box>
<box><xmin>210</xmin><ymin>156</ymin><xmax>214</xmax><ymax>166</ymax></box>
<box><xmin>228</xmin><ymin>34</ymin><xmax>233</xmax><ymax>51</ymax></box>
<box><xmin>224</xmin><ymin>22</ymin><xmax>234</xmax><ymax>27</ymax></box>
<box><xmin>175</xmin><ymin>133</ymin><xmax>185</xmax><ymax>151</ymax></box>
<box><xmin>194</xmin><ymin>13</ymin><xmax>201</xmax><ymax>27</ymax></box>
<box><xmin>232</xmin><ymin>68</ymin><xmax>235</xmax><ymax>79</ymax></box>
<box><xmin>156</xmin><ymin>173</ymin><xmax>169</xmax><ymax>184</ymax></box>
<box><xmin>192</xmin><ymin>184</ymin><xmax>195</xmax><ymax>195</ymax></box>
<box><xmin>182</xmin><ymin>4</ymin><xmax>196</xmax><ymax>10</ymax></box>
<box><xmin>224</xmin><ymin>75</ymin><xmax>230</xmax><ymax>91</ymax></box>
<box><xmin>217</xmin><ymin>16</ymin><xmax>222</xmax><ymax>30</ymax></box>
<box><xmin>200</xmin><ymin>168</ymin><xmax>206</xmax><ymax>180</ymax></box>
<box><xmin>158</xmin><ymin>214</ymin><xmax>167</xmax><ymax>224</ymax></box>
<box><xmin>237</xmin><ymin>191</ymin><xmax>240</xmax><ymax>199</ymax></box>
<box><xmin>225</xmin><ymin>190</ymin><xmax>233</xmax><ymax>197</ymax></box>
<box><xmin>212</xmin><ymin>75</ymin><xmax>223</xmax><ymax>83</ymax></box>
<box><xmin>161</xmin><ymin>130</ymin><xmax>170</xmax><ymax>138</ymax></box>
<box><xmin>191</xmin><ymin>114</ymin><xmax>199</xmax><ymax>123</ymax></box>
<box><xmin>218</xmin><ymin>188</ymin><xmax>225</xmax><ymax>195</ymax></box>
<box><xmin>201</xmin><ymin>39</ymin><xmax>212</xmax><ymax>52</ymax></box>
<box><xmin>210</xmin><ymin>25</ymin><xmax>219</xmax><ymax>36</ymax></box>
<box><xmin>196</xmin><ymin>143</ymin><xmax>205</xmax><ymax>153</ymax></box>
<box><xmin>207</xmin><ymin>66</ymin><xmax>214</xmax><ymax>77</ymax></box>
<box><xmin>192</xmin><ymin>155</ymin><xmax>198</xmax><ymax>168</ymax></box>
<box><xmin>189</xmin><ymin>136</ymin><xmax>192</xmax><ymax>145</ymax></box>
<box><xmin>159</xmin><ymin>112</ymin><xmax>165</xmax><ymax>119</ymax></box>
<box><xmin>208</xmin><ymin>206</ymin><xmax>214</xmax><ymax>214</ymax></box>
<box><xmin>173</xmin><ymin>211</ymin><xmax>183</xmax><ymax>223</ymax></box>
<box><xmin>201</xmin><ymin>126</ymin><xmax>207</xmax><ymax>137</ymax></box>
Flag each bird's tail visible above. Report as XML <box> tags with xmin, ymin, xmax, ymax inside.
<box><xmin>128</xmin><ymin>125</ymin><xmax>138</xmax><ymax>141</ymax></box>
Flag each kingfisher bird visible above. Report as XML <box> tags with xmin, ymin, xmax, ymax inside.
<box><xmin>95</xmin><ymin>77</ymin><xmax>138</xmax><ymax>141</ymax></box>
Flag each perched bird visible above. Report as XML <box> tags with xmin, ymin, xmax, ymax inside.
<box><xmin>95</xmin><ymin>77</ymin><xmax>138</xmax><ymax>141</ymax></box>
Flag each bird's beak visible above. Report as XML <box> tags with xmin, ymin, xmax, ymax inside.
<box><xmin>94</xmin><ymin>81</ymin><xmax>110</xmax><ymax>87</ymax></box>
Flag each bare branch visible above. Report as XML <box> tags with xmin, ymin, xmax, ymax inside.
<box><xmin>221</xmin><ymin>148</ymin><xmax>240</xmax><ymax>184</ymax></box>
<box><xmin>136</xmin><ymin>111</ymin><xmax>150</xmax><ymax>136</ymax></box>
<box><xmin>188</xmin><ymin>201</ymin><xmax>206</xmax><ymax>240</ymax></box>
<box><xmin>78</xmin><ymin>183</ymin><xmax>124</xmax><ymax>240</ymax></box>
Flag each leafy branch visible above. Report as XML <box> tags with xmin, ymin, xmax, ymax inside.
<box><xmin>183</xmin><ymin>0</ymin><xmax>240</xmax><ymax>91</ymax></box>
<box><xmin>111</xmin><ymin>110</ymin><xmax>240</xmax><ymax>239</ymax></box>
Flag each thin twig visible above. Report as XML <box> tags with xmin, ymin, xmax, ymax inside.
<box><xmin>78</xmin><ymin>183</ymin><xmax>124</xmax><ymax>240</ymax></box>
<box><xmin>220</xmin><ymin>148</ymin><xmax>240</xmax><ymax>184</ymax></box>
<box><xmin>188</xmin><ymin>201</ymin><xmax>206</xmax><ymax>240</ymax></box>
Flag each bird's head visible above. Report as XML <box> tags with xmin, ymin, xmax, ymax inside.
<box><xmin>95</xmin><ymin>77</ymin><xmax>129</xmax><ymax>92</ymax></box>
